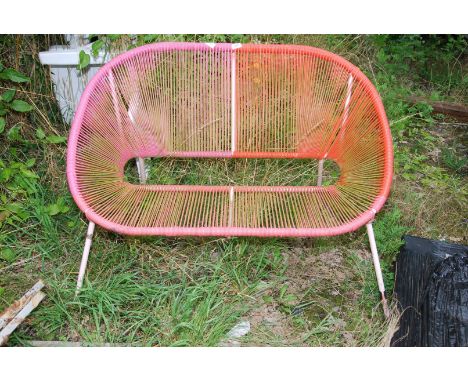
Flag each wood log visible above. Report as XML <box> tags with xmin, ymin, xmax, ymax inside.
<box><xmin>407</xmin><ymin>96</ymin><xmax>468</xmax><ymax>122</ymax></box>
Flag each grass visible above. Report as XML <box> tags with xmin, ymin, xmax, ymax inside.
<box><xmin>24</xmin><ymin>238</ymin><xmax>286</xmax><ymax>346</ymax></box>
<box><xmin>125</xmin><ymin>157</ymin><xmax>340</xmax><ymax>186</ymax></box>
<box><xmin>1</xmin><ymin>34</ymin><xmax>467</xmax><ymax>347</ymax></box>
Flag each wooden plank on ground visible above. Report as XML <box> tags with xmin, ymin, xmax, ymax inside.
<box><xmin>28</xmin><ymin>341</ymin><xmax>132</xmax><ymax>347</ymax></box>
<box><xmin>0</xmin><ymin>279</ymin><xmax>44</xmax><ymax>331</ymax></box>
<box><xmin>0</xmin><ymin>290</ymin><xmax>45</xmax><ymax>346</ymax></box>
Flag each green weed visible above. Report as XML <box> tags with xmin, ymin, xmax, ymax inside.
<box><xmin>373</xmin><ymin>206</ymin><xmax>407</xmax><ymax>262</ymax></box>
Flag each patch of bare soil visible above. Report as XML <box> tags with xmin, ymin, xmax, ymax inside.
<box><xmin>240</xmin><ymin>245</ymin><xmax>368</xmax><ymax>346</ymax></box>
<box><xmin>248</xmin><ymin>304</ymin><xmax>291</xmax><ymax>337</ymax></box>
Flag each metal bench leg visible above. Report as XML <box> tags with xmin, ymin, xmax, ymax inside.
<box><xmin>317</xmin><ymin>159</ymin><xmax>324</xmax><ymax>186</ymax></box>
<box><xmin>76</xmin><ymin>221</ymin><xmax>95</xmax><ymax>294</ymax></box>
<box><xmin>136</xmin><ymin>157</ymin><xmax>147</xmax><ymax>184</ymax></box>
<box><xmin>366</xmin><ymin>222</ymin><xmax>390</xmax><ymax>318</ymax></box>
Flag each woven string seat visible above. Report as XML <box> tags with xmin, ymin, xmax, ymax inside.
<box><xmin>68</xmin><ymin>42</ymin><xmax>393</xmax><ymax>313</ymax></box>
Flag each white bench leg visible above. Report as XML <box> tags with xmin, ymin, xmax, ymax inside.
<box><xmin>136</xmin><ymin>157</ymin><xmax>147</xmax><ymax>184</ymax></box>
<box><xmin>76</xmin><ymin>221</ymin><xmax>95</xmax><ymax>294</ymax></box>
<box><xmin>317</xmin><ymin>159</ymin><xmax>324</xmax><ymax>186</ymax></box>
<box><xmin>366</xmin><ymin>222</ymin><xmax>390</xmax><ymax>317</ymax></box>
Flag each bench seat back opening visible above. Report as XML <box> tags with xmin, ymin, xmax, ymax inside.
<box><xmin>123</xmin><ymin>157</ymin><xmax>341</xmax><ymax>187</ymax></box>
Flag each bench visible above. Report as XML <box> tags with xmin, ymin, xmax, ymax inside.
<box><xmin>68</xmin><ymin>42</ymin><xmax>393</xmax><ymax>314</ymax></box>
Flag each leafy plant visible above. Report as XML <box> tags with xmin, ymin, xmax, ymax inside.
<box><xmin>0</xmin><ymin>67</ymin><xmax>30</xmax><ymax>83</ymax></box>
<box><xmin>276</xmin><ymin>284</ymin><xmax>298</xmax><ymax>314</ymax></box>
<box><xmin>369</xmin><ymin>35</ymin><xmax>466</xmax><ymax>185</ymax></box>
<box><xmin>0</xmin><ymin>157</ymin><xmax>38</xmax><ymax>227</ymax></box>
<box><xmin>0</xmin><ymin>247</ymin><xmax>16</xmax><ymax>263</ymax></box>
<box><xmin>373</xmin><ymin>206</ymin><xmax>407</xmax><ymax>262</ymax></box>
<box><xmin>0</xmin><ymin>66</ymin><xmax>37</xmax><ymax>233</ymax></box>
<box><xmin>442</xmin><ymin>148</ymin><xmax>467</xmax><ymax>174</ymax></box>
<box><xmin>46</xmin><ymin>196</ymin><xmax>70</xmax><ymax>216</ymax></box>
<box><xmin>370</xmin><ymin>35</ymin><xmax>467</xmax><ymax>94</ymax></box>
<box><xmin>0</xmin><ymin>68</ymin><xmax>33</xmax><ymax>122</ymax></box>
<box><xmin>0</xmin><ymin>62</ymin><xmax>64</xmax><ymax>242</ymax></box>
<box><xmin>77</xmin><ymin>50</ymin><xmax>91</xmax><ymax>70</ymax></box>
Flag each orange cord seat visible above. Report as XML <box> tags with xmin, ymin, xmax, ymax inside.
<box><xmin>68</xmin><ymin>42</ymin><xmax>393</xmax><ymax>237</ymax></box>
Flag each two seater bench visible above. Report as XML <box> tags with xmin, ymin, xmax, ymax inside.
<box><xmin>67</xmin><ymin>42</ymin><xmax>393</xmax><ymax>314</ymax></box>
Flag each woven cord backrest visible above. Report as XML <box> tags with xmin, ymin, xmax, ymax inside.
<box><xmin>67</xmin><ymin>43</ymin><xmax>393</xmax><ymax>234</ymax></box>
